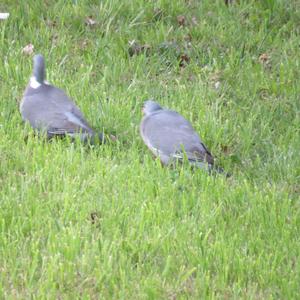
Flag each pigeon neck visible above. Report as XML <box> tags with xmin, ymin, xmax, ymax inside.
<box><xmin>33</xmin><ymin>69</ymin><xmax>45</xmax><ymax>84</ymax></box>
<box><xmin>30</xmin><ymin>76</ymin><xmax>42</xmax><ymax>89</ymax></box>
<box><xmin>33</xmin><ymin>59</ymin><xmax>45</xmax><ymax>84</ymax></box>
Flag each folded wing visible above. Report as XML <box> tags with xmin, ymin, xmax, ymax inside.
<box><xmin>21</xmin><ymin>84</ymin><xmax>94</xmax><ymax>136</ymax></box>
<box><xmin>141</xmin><ymin>110</ymin><xmax>214</xmax><ymax>165</ymax></box>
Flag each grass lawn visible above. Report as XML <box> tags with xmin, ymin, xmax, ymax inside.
<box><xmin>0</xmin><ymin>0</ymin><xmax>299</xmax><ymax>298</ymax></box>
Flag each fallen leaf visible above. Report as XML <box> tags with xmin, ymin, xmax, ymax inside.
<box><xmin>259</xmin><ymin>53</ymin><xmax>272</xmax><ymax>70</ymax></box>
<box><xmin>22</xmin><ymin>43</ymin><xmax>34</xmax><ymax>55</ymax></box>
<box><xmin>258</xmin><ymin>88</ymin><xmax>269</xmax><ymax>100</ymax></box>
<box><xmin>221</xmin><ymin>145</ymin><xmax>231</xmax><ymax>155</ymax></box>
<box><xmin>179</xmin><ymin>53</ymin><xmax>190</xmax><ymax>68</ymax></box>
<box><xmin>45</xmin><ymin>19</ymin><xmax>57</xmax><ymax>27</ymax></box>
<box><xmin>90</xmin><ymin>212</ymin><xmax>101</xmax><ymax>225</ymax></box>
<box><xmin>85</xmin><ymin>16</ymin><xmax>96</xmax><ymax>26</ymax></box>
<box><xmin>128</xmin><ymin>40</ymin><xmax>151</xmax><ymax>56</ymax></box>
<box><xmin>141</xmin><ymin>44</ymin><xmax>151</xmax><ymax>53</ymax></box>
<box><xmin>177</xmin><ymin>15</ymin><xmax>186</xmax><ymax>26</ymax></box>
<box><xmin>184</xmin><ymin>34</ymin><xmax>192</xmax><ymax>42</ymax></box>
<box><xmin>259</xmin><ymin>53</ymin><xmax>269</xmax><ymax>64</ymax></box>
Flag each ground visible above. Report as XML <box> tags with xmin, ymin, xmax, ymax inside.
<box><xmin>0</xmin><ymin>0</ymin><xmax>299</xmax><ymax>299</ymax></box>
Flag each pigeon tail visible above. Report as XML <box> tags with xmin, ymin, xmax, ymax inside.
<box><xmin>33</xmin><ymin>54</ymin><xmax>45</xmax><ymax>83</ymax></box>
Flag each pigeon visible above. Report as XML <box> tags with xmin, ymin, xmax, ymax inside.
<box><xmin>20</xmin><ymin>54</ymin><xmax>104</xmax><ymax>143</ymax></box>
<box><xmin>140</xmin><ymin>100</ymin><xmax>225</xmax><ymax>174</ymax></box>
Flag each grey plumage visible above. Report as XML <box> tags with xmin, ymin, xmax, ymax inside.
<box><xmin>20</xmin><ymin>54</ymin><xmax>103</xmax><ymax>143</ymax></box>
<box><xmin>140</xmin><ymin>100</ymin><xmax>224</xmax><ymax>174</ymax></box>
<box><xmin>33</xmin><ymin>54</ymin><xmax>45</xmax><ymax>83</ymax></box>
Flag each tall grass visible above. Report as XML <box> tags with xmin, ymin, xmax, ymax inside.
<box><xmin>0</xmin><ymin>0</ymin><xmax>299</xmax><ymax>298</ymax></box>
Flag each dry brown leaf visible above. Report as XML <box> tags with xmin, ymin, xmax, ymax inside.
<box><xmin>221</xmin><ymin>145</ymin><xmax>231</xmax><ymax>155</ymax></box>
<box><xmin>22</xmin><ymin>43</ymin><xmax>34</xmax><ymax>55</ymax></box>
<box><xmin>90</xmin><ymin>211</ymin><xmax>102</xmax><ymax>226</ymax></box>
<box><xmin>258</xmin><ymin>88</ymin><xmax>269</xmax><ymax>100</ymax></box>
<box><xmin>179</xmin><ymin>53</ymin><xmax>190</xmax><ymax>68</ymax></box>
<box><xmin>45</xmin><ymin>19</ymin><xmax>57</xmax><ymax>27</ymax></box>
<box><xmin>184</xmin><ymin>34</ymin><xmax>192</xmax><ymax>42</ymax></box>
<box><xmin>259</xmin><ymin>53</ymin><xmax>270</xmax><ymax>64</ymax></box>
<box><xmin>177</xmin><ymin>15</ymin><xmax>186</xmax><ymax>26</ymax></box>
<box><xmin>85</xmin><ymin>16</ymin><xmax>96</xmax><ymax>26</ymax></box>
<box><xmin>128</xmin><ymin>40</ymin><xmax>151</xmax><ymax>56</ymax></box>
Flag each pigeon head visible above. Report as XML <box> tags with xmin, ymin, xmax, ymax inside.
<box><xmin>33</xmin><ymin>54</ymin><xmax>46</xmax><ymax>84</ymax></box>
<box><xmin>142</xmin><ymin>100</ymin><xmax>162</xmax><ymax>116</ymax></box>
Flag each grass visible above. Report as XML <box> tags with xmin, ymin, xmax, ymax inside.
<box><xmin>0</xmin><ymin>0</ymin><xmax>299</xmax><ymax>298</ymax></box>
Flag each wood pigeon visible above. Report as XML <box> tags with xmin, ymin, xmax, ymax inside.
<box><xmin>20</xmin><ymin>54</ymin><xmax>103</xmax><ymax>143</ymax></box>
<box><xmin>140</xmin><ymin>100</ymin><xmax>225</xmax><ymax>174</ymax></box>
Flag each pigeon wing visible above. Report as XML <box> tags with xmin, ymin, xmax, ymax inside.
<box><xmin>21</xmin><ymin>84</ymin><xmax>93</xmax><ymax>135</ymax></box>
<box><xmin>141</xmin><ymin>110</ymin><xmax>214</xmax><ymax>164</ymax></box>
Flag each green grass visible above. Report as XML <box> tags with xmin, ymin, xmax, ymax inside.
<box><xmin>1</xmin><ymin>0</ymin><xmax>300</xmax><ymax>298</ymax></box>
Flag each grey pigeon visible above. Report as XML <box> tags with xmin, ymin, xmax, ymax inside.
<box><xmin>140</xmin><ymin>100</ymin><xmax>224</xmax><ymax>173</ymax></box>
<box><xmin>20</xmin><ymin>54</ymin><xmax>103</xmax><ymax>143</ymax></box>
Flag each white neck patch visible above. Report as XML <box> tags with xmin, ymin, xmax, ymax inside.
<box><xmin>30</xmin><ymin>77</ymin><xmax>42</xmax><ymax>89</ymax></box>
